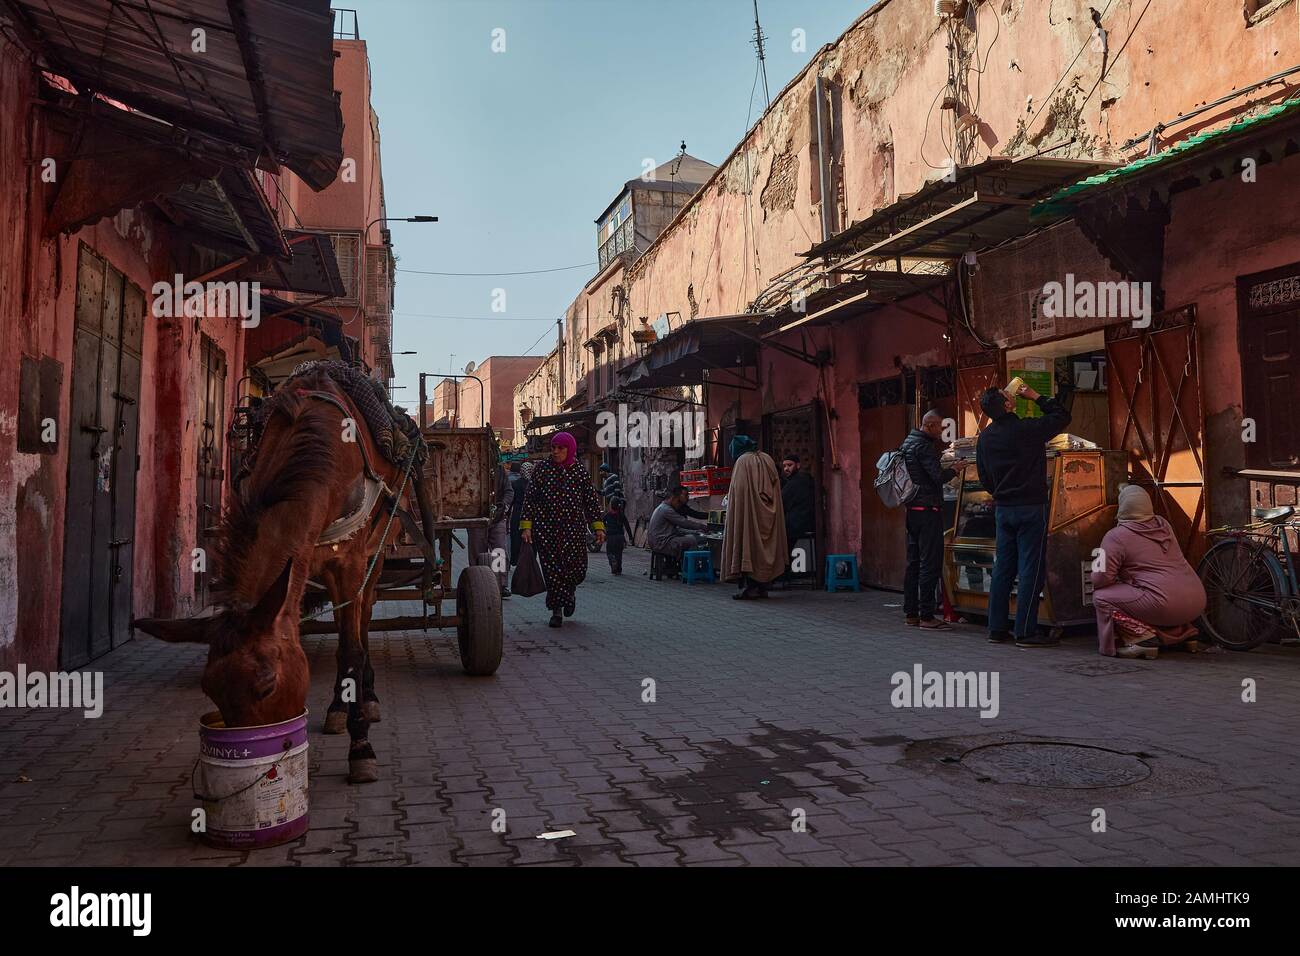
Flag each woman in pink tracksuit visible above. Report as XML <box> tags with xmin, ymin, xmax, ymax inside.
<box><xmin>1091</xmin><ymin>485</ymin><xmax>1206</xmax><ymax>657</ymax></box>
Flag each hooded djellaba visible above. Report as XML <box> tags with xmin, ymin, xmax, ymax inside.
<box><xmin>1090</xmin><ymin>485</ymin><xmax>1206</xmax><ymax>657</ymax></box>
<box><xmin>721</xmin><ymin>435</ymin><xmax>788</xmax><ymax>600</ymax></box>
<box><xmin>518</xmin><ymin>431</ymin><xmax>605</xmax><ymax>627</ymax></box>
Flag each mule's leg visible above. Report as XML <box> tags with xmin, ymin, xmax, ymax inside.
<box><xmin>337</xmin><ymin>597</ymin><xmax>378</xmax><ymax>783</ymax></box>
<box><xmin>323</xmin><ymin>571</ymin><xmax>350</xmax><ymax>736</ymax></box>
<box><xmin>360</xmin><ymin>559</ymin><xmax>382</xmax><ymax>723</ymax></box>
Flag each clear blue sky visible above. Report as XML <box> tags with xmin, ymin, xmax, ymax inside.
<box><xmin>350</xmin><ymin>0</ymin><xmax>873</xmax><ymax>401</ymax></box>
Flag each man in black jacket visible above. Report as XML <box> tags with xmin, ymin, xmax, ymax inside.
<box><xmin>900</xmin><ymin>410</ymin><xmax>963</xmax><ymax>629</ymax></box>
<box><xmin>976</xmin><ymin>383</ymin><xmax>1072</xmax><ymax>647</ymax></box>
<box><xmin>780</xmin><ymin>454</ymin><xmax>816</xmax><ymax>542</ymax></box>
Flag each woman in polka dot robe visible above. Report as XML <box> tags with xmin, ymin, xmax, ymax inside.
<box><xmin>519</xmin><ymin>432</ymin><xmax>605</xmax><ymax>627</ymax></box>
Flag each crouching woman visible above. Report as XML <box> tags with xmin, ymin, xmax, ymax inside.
<box><xmin>1091</xmin><ymin>486</ymin><xmax>1206</xmax><ymax>658</ymax></box>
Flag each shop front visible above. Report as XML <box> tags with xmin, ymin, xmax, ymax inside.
<box><xmin>945</xmin><ymin>215</ymin><xmax>1207</xmax><ymax>630</ymax></box>
<box><xmin>780</xmin><ymin>153</ymin><xmax>1115</xmax><ymax>591</ymax></box>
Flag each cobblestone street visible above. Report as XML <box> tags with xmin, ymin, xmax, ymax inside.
<box><xmin>3</xmin><ymin>547</ymin><xmax>1299</xmax><ymax>867</ymax></box>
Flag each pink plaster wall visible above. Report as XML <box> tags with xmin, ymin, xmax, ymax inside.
<box><xmin>708</xmin><ymin>307</ymin><xmax>948</xmax><ymax>558</ymax></box>
<box><xmin>457</xmin><ymin>356</ymin><xmax>545</xmax><ymax>444</ymax></box>
<box><xmin>1162</xmin><ymin>150</ymin><xmax>1300</xmax><ymax>527</ymax></box>
<box><xmin>543</xmin><ymin>0</ymin><xmax>1300</xmax><ymax>564</ymax></box>
<box><xmin>1</xmin><ymin>36</ymin><xmax>248</xmax><ymax>668</ymax></box>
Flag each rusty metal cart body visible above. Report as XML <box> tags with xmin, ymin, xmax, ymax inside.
<box><xmin>300</xmin><ymin>424</ymin><xmax>504</xmax><ymax>676</ymax></box>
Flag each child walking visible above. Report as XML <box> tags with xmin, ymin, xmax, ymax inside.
<box><xmin>605</xmin><ymin>497</ymin><xmax>634</xmax><ymax>575</ymax></box>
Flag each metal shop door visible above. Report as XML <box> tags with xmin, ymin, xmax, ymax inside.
<box><xmin>60</xmin><ymin>245</ymin><xmax>144</xmax><ymax>668</ymax></box>
<box><xmin>956</xmin><ymin>349</ymin><xmax>1006</xmax><ymax>437</ymax></box>
<box><xmin>1105</xmin><ymin>306</ymin><xmax>1206</xmax><ymax>560</ymax></box>
<box><xmin>858</xmin><ymin>377</ymin><xmax>912</xmax><ymax>590</ymax></box>
<box><xmin>195</xmin><ymin>336</ymin><xmax>228</xmax><ymax>609</ymax></box>
<box><xmin>763</xmin><ymin>401</ymin><xmax>825</xmax><ymax>562</ymax></box>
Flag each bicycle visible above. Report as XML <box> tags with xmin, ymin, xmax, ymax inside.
<box><xmin>1197</xmin><ymin>505</ymin><xmax>1300</xmax><ymax>650</ymax></box>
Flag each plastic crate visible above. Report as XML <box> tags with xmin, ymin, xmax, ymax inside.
<box><xmin>681</xmin><ymin>466</ymin><xmax>732</xmax><ymax>496</ymax></box>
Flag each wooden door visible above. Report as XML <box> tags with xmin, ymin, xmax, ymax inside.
<box><xmin>1239</xmin><ymin>266</ymin><xmax>1300</xmax><ymax>470</ymax></box>
<box><xmin>60</xmin><ymin>245</ymin><xmax>143</xmax><ymax>668</ymax></box>
<box><xmin>956</xmin><ymin>350</ymin><xmax>1005</xmax><ymax>437</ymax></box>
<box><xmin>1106</xmin><ymin>306</ymin><xmax>1206</xmax><ymax>559</ymax></box>
<box><xmin>763</xmin><ymin>401</ymin><xmax>824</xmax><ymax>562</ymax></box>
<box><xmin>196</xmin><ymin>336</ymin><xmax>228</xmax><ymax>608</ymax></box>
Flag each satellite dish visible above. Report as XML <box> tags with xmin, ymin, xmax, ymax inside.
<box><xmin>464</xmin><ymin>360</ymin><xmax>476</xmax><ymax>374</ymax></box>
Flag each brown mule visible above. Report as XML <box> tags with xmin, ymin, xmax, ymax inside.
<box><xmin>135</xmin><ymin>369</ymin><xmax>428</xmax><ymax>784</ymax></box>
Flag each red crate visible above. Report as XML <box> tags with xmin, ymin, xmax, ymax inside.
<box><xmin>681</xmin><ymin>466</ymin><xmax>731</xmax><ymax>496</ymax></box>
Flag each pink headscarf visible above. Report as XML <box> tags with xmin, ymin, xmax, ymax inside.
<box><xmin>551</xmin><ymin>431</ymin><xmax>578</xmax><ymax>468</ymax></box>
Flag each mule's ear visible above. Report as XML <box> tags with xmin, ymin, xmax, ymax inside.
<box><xmin>248</xmin><ymin>558</ymin><xmax>295</xmax><ymax>632</ymax></box>
<box><xmin>132</xmin><ymin>616</ymin><xmax>217</xmax><ymax>644</ymax></box>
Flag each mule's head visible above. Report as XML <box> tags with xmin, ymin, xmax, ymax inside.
<box><xmin>134</xmin><ymin>558</ymin><xmax>310</xmax><ymax>728</ymax></box>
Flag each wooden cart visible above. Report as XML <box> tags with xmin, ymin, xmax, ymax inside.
<box><xmin>300</xmin><ymin>424</ymin><xmax>504</xmax><ymax>676</ymax></box>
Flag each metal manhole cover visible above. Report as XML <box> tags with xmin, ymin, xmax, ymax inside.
<box><xmin>960</xmin><ymin>742</ymin><xmax>1151</xmax><ymax>789</ymax></box>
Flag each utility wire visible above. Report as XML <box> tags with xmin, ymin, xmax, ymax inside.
<box><xmin>1022</xmin><ymin>0</ymin><xmax>1116</xmax><ymax>139</ymax></box>
<box><xmin>397</xmin><ymin>262</ymin><xmax>596</xmax><ymax>277</ymax></box>
<box><xmin>521</xmin><ymin>322</ymin><xmax>559</xmax><ymax>356</ymax></box>
<box><xmin>1079</xmin><ymin>0</ymin><xmax>1153</xmax><ymax>115</ymax></box>
<box><xmin>394</xmin><ymin>311</ymin><xmax>559</xmax><ymax>322</ymax></box>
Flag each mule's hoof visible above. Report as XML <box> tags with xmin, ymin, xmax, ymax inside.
<box><xmin>348</xmin><ymin>758</ymin><xmax>379</xmax><ymax>784</ymax></box>
<box><xmin>362</xmin><ymin>700</ymin><xmax>381</xmax><ymax>723</ymax></box>
<box><xmin>323</xmin><ymin>710</ymin><xmax>348</xmax><ymax>735</ymax></box>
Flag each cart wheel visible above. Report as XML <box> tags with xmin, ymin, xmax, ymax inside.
<box><xmin>456</xmin><ymin>565</ymin><xmax>503</xmax><ymax>676</ymax></box>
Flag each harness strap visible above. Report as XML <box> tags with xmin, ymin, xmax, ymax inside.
<box><xmin>317</xmin><ymin>476</ymin><xmax>392</xmax><ymax>547</ymax></box>
<box><xmin>390</xmin><ymin>499</ymin><xmax>440</xmax><ymax>564</ymax></box>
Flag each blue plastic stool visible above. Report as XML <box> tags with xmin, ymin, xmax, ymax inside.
<box><xmin>681</xmin><ymin>550</ymin><xmax>715</xmax><ymax>585</ymax></box>
<box><xmin>824</xmin><ymin>554</ymin><xmax>860</xmax><ymax>592</ymax></box>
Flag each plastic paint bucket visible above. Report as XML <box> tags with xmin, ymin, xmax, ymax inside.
<box><xmin>195</xmin><ymin>710</ymin><xmax>309</xmax><ymax>849</ymax></box>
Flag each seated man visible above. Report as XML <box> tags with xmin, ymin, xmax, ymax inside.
<box><xmin>1091</xmin><ymin>486</ymin><xmax>1206</xmax><ymax>659</ymax></box>
<box><xmin>649</xmin><ymin>485</ymin><xmax>708</xmax><ymax>559</ymax></box>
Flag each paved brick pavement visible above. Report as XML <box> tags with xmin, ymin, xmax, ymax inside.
<box><xmin>2</xmin><ymin>547</ymin><xmax>1299</xmax><ymax>866</ymax></box>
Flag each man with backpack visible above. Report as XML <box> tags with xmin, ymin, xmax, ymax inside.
<box><xmin>898</xmin><ymin>410</ymin><xmax>964</xmax><ymax>629</ymax></box>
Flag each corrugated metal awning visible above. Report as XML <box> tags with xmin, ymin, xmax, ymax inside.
<box><xmin>2</xmin><ymin>0</ymin><xmax>343</xmax><ymax>190</ymax></box>
<box><xmin>234</xmin><ymin>230</ymin><xmax>345</xmax><ymax>296</ymax></box>
<box><xmin>1032</xmin><ymin>97</ymin><xmax>1300</xmax><ymax>220</ymax></box>
<box><xmin>759</xmin><ymin>262</ymin><xmax>952</xmax><ymax>337</ymax></box>
<box><xmin>619</xmin><ymin>314</ymin><xmax>762</xmax><ymax>390</ymax></box>
<box><xmin>801</xmin><ymin>155</ymin><xmax>1117</xmax><ymax>263</ymax></box>
<box><xmin>160</xmin><ymin>166</ymin><xmax>288</xmax><ymax>257</ymax></box>
<box><xmin>524</xmin><ymin>408</ymin><xmax>600</xmax><ymax>433</ymax></box>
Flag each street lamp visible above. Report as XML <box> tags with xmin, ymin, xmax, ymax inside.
<box><xmin>366</xmin><ymin>215</ymin><xmax>438</xmax><ymax>233</ymax></box>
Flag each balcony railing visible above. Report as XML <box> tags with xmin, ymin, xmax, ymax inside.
<box><xmin>332</xmin><ymin>9</ymin><xmax>360</xmax><ymax>40</ymax></box>
<box><xmin>597</xmin><ymin>216</ymin><xmax>635</xmax><ymax>271</ymax></box>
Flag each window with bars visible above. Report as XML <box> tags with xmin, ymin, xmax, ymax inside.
<box><xmin>328</xmin><ymin>233</ymin><xmax>362</xmax><ymax>303</ymax></box>
<box><xmin>366</xmin><ymin>246</ymin><xmax>391</xmax><ymax>317</ymax></box>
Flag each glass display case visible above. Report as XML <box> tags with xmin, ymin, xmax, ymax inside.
<box><xmin>942</xmin><ymin>449</ymin><xmax>1129</xmax><ymax>630</ymax></box>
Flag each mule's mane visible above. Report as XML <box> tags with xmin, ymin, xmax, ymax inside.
<box><xmin>216</xmin><ymin>384</ymin><xmax>340</xmax><ymax>609</ymax></box>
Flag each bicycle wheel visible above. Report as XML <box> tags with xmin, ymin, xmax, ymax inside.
<box><xmin>1197</xmin><ymin>539</ymin><xmax>1288</xmax><ymax>650</ymax></box>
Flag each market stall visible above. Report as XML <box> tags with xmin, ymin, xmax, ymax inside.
<box><xmin>943</xmin><ymin>442</ymin><xmax>1128</xmax><ymax>634</ymax></box>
